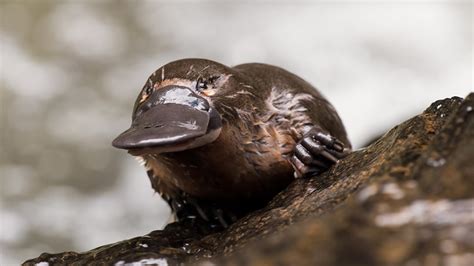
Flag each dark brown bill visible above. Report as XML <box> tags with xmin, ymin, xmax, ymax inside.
<box><xmin>112</xmin><ymin>103</ymin><xmax>211</xmax><ymax>150</ymax></box>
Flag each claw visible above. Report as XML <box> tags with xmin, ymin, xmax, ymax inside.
<box><xmin>290</xmin><ymin>155</ymin><xmax>305</xmax><ymax>178</ymax></box>
<box><xmin>333</xmin><ymin>142</ymin><xmax>344</xmax><ymax>152</ymax></box>
<box><xmin>290</xmin><ymin>127</ymin><xmax>349</xmax><ymax>178</ymax></box>
<box><xmin>187</xmin><ymin>197</ymin><xmax>210</xmax><ymax>221</ymax></box>
<box><xmin>319</xmin><ymin>150</ymin><xmax>339</xmax><ymax>164</ymax></box>
<box><xmin>212</xmin><ymin>208</ymin><xmax>229</xmax><ymax>228</ymax></box>
<box><xmin>294</xmin><ymin>145</ymin><xmax>314</xmax><ymax>165</ymax></box>
<box><xmin>314</xmin><ymin>132</ymin><xmax>344</xmax><ymax>152</ymax></box>
<box><xmin>301</xmin><ymin>137</ymin><xmax>322</xmax><ymax>154</ymax></box>
<box><xmin>291</xmin><ymin>155</ymin><xmax>310</xmax><ymax>178</ymax></box>
<box><xmin>313</xmin><ymin>132</ymin><xmax>333</xmax><ymax>145</ymax></box>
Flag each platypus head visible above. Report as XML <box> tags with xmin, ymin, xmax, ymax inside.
<box><xmin>112</xmin><ymin>58</ymin><xmax>244</xmax><ymax>155</ymax></box>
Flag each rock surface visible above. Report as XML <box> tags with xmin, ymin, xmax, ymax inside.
<box><xmin>24</xmin><ymin>93</ymin><xmax>474</xmax><ymax>266</ymax></box>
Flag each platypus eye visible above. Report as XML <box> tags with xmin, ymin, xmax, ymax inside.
<box><xmin>196</xmin><ymin>78</ymin><xmax>207</xmax><ymax>91</ymax></box>
<box><xmin>196</xmin><ymin>76</ymin><xmax>220</xmax><ymax>96</ymax></box>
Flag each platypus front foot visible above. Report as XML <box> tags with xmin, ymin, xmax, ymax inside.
<box><xmin>290</xmin><ymin>128</ymin><xmax>350</xmax><ymax>178</ymax></box>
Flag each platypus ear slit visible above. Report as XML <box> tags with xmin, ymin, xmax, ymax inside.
<box><xmin>290</xmin><ymin>127</ymin><xmax>351</xmax><ymax>178</ymax></box>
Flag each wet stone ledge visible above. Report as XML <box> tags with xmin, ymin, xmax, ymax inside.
<box><xmin>24</xmin><ymin>93</ymin><xmax>474</xmax><ymax>266</ymax></box>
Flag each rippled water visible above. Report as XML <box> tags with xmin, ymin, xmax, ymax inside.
<box><xmin>0</xmin><ymin>1</ymin><xmax>471</xmax><ymax>264</ymax></box>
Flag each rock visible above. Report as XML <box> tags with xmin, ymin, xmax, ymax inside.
<box><xmin>23</xmin><ymin>93</ymin><xmax>474</xmax><ymax>266</ymax></box>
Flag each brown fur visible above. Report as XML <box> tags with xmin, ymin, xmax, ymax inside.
<box><xmin>128</xmin><ymin>58</ymin><xmax>350</xmax><ymax>217</ymax></box>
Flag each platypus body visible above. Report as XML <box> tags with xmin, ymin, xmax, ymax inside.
<box><xmin>113</xmin><ymin>59</ymin><xmax>351</xmax><ymax>226</ymax></box>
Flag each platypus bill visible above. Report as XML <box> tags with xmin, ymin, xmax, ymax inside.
<box><xmin>113</xmin><ymin>58</ymin><xmax>351</xmax><ymax>227</ymax></box>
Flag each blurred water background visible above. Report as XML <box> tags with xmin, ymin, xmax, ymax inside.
<box><xmin>0</xmin><ymin>1</ymin><xmax>472</xmax><ymax>264</ymax></box>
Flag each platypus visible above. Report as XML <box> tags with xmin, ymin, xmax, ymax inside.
<box><xmin>113</xmin><ymin>58</ymin><xmax>351</xmax><ymax>227</ymax></box>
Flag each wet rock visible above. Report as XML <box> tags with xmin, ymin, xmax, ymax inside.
<box><xmin>23</xmin><ymin>93</ymin><xmax>474</xmax><ymax>266</ymax></box>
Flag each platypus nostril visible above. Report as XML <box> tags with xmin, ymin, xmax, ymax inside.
<box><xmin>142</xmin><ymin>123</ymin><xmax>164</xmax><ymax>129</ymax></box>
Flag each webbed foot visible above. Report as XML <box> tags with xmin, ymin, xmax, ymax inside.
<box><xmin>290</xmin><ymin>127</ymin><xmax>350</xmax><ymax>178</ymax></box>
